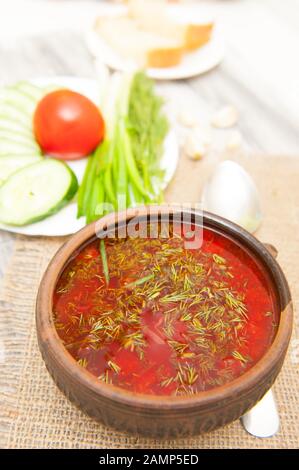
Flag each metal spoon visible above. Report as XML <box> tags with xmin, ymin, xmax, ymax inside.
<box><xmin>241</xmin><ymin>389</ymin><xmax>280</xmax><ymax>437</ymax></box>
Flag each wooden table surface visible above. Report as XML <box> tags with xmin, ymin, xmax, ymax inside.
<box><xmin>0</xmin><ymin>0</ymin><xmax>298</xmax><ymax>285</ymax></box>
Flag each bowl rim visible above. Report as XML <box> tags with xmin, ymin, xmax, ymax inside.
<box><xmin>36</xmin><ymin>207</ymin><xmax>293</xmax><ymax>410</ymax></box>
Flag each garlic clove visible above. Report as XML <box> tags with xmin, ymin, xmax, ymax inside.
<box><xmin>202</xmin><ymin>160</ymin><xmax>262</xmax><ymax>233</ymax></box>
<box><xmin>184</xmin><ymin>130</ymin><xmax>210</xmax><ymax>160</ymax></box>
<box><xmin>211</xmin><ymin>105</ymin><xmax>239</xmax><ymax>129</ymax></box>
<box><xmin>226</xmin><ymin>130</ymin><xmax>243</xmax><ymax>151</ymax></box>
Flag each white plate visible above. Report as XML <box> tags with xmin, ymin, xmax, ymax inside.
<box><xmin>0</xmin><ymin>76</ymin><xmax>179</xmax><ymax>237</ymax></box>
<box><xmin>85</xmin><ymin>5</ymin><xmax>224</xmax><ymax>81</ymax></box>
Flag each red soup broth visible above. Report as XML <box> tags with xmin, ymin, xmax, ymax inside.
<box><xmin>53</xmin><ymin>225</ymin><xmax>278</xmax><ymax>396</ymax></box>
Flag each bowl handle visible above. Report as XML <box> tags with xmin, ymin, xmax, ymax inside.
<box><xmin>264</xmin><ymin>243</ymin><xmax>278</xmax><ymax>259</ymax></box>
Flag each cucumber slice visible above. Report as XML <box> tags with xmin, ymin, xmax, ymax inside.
<box><xmin>0</xmin><ymin>115</ymin><xmax>33</xmax><ymax>137</ymax></box>
<box><xmin>15</xmin><ymin>81</ymin><xmax>44</xmax><ymax>101</ymax></box>
<box><xmin>0</xmin><ymin>155</ymin><xmax>42</xmax><ymax>186</ymax></box>
<box><xmin>0</xmin><ymin>102</ymin><xmax>32</xmax><ymax>128</ymax></box>
<box><xmin>0</xmin><ymin>87</ymin><xmax>37</xmax><ymax>114</ymax></box>
<box><xmin>0</xmin><ymin>138</ymin><xmax>41</xmax><ymax>156</ymax></box>
<box><xmin>15</xmin><ymin>82</ymin><xmax>62</xmax><ymax>100</ymax></box>
<box><xmin>0</xmin><ymin>129</ymin><xmax>38</xmax><ymax>147</ymax></box>
<box><xmin>0</xmin><ymin>159</ymin><xmax>78</xmax><ymax>226</ymax></box>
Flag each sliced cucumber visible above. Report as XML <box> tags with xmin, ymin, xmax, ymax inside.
<box><xmin>0</xmin><ymin>129</ymin><xmax>38</xmax><ymax>147</ymax></box>
<box><xmin>15</xmin><ymin>81</ymin><xmax>44</xmax><ymax>101</ymax></box>
<box><xmin>0</xmin><ymin>87</ymin><xmax>37</xmax><ymax>114</ymax></box>
<box><xmin>0</xmin><ymin>102</ymin><xmax>32</xmax><ymax>128</ymax></box>
<box><xmin>0</xmin><ymin>155</ymin><xmax>42</xmax><ymax>186</ymax></box>
<box><xmin>0</xmin><ymin>138</ymin><xmax>41</xmax><ymax>156</ymax></box>
<box><xmin>0</xmin><ymin>81</ymin><xmax>63</xmax><ymax>133</ymax></box>
<box><xmin>0</xmin><ymin>158</ymin><xmax>78</xmax><ymax>226</ymax></box>
<box><xmin>15</xmin><ymin>82</ymin><xmax>62</xmax><ymax>101</ymax></box>
<box><xmin>0</xmin><ymin>115</ymin><xmax>33</xmax><ymax>137</ymax></box>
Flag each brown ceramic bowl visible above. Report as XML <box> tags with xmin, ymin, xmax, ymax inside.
<box><xmin>36</xmin><ymin>207</ymin><xmax>293</xmax><ymax>438</ymax></box>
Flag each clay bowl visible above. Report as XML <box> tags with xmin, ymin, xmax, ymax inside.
<box><xmin>36</xmin><ymin>207</ymin><xmax>293</xmax><ymax>438</ymax></box>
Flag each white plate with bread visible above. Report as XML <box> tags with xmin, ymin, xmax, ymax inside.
<box><xmin>86</xmin><ymin>0</ymin><xmax>224</xmax><ymax>80</ymax></box>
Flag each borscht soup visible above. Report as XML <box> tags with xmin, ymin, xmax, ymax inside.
<box><xmin>53</xmin><ymin>223</ymin><xmax>278</xmax><ymax>396</ymax></box>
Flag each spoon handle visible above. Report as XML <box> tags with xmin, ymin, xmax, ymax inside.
<box><xmin>241</xmin><ymin>389</ymin><xmax>280</xmax><ymax>438</ymax></box>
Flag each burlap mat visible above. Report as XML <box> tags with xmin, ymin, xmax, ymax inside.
<box><xmin>0</xmin><ymin>154</ymin><xmax>298</xmax><ymax>449</ymax></box>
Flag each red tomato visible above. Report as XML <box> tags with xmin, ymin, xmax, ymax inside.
<box><xmin>34</xmin><ymin>89</ymin><xmax>105</xmax><ymax>160</ymax></box>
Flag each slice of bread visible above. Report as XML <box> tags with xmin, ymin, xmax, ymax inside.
<box><xmin>127</xmin><ymin>0</ymin><xmax>214</xmax><ymax>51</ymax></box>
<box><xmin>183</xmin><ymin>23</ymin><xmax>214</xmax><ymax>50</ymax></box>
<box><xmin>94</xmin><ymin>16</ymin><xmax>183</xmax><ymax>68</ymax></box>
